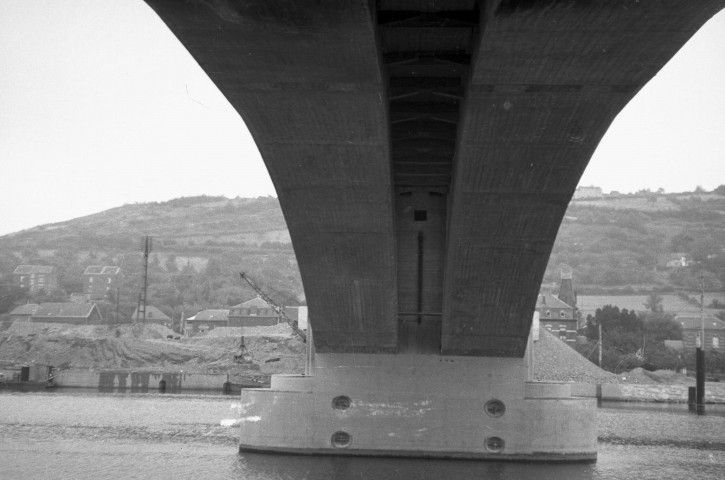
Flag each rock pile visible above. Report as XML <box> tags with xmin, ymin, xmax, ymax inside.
<box><xmin>533</xmin><ymin>328</ymin><xmax>618</xmax><ymax>384</ymax></box>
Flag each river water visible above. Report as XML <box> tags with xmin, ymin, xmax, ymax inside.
<box><xmin>1</xmin><ymin>390</ymin><xmax>724</xmax><ymax>479</ymax></box>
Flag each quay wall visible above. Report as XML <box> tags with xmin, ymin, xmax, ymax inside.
<box><xmin>54</xmin><ymin>369</ymin><xmax>233</xmax><ymax>393</ymax></box>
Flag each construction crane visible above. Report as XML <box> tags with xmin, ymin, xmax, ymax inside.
<box><xmin>239</xmin><ymin>272</ymin><xmax>306</xmax><ymax>342</ymax></box>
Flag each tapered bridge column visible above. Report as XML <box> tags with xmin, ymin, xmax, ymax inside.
<box><xmin>143</xmin><ymin>0</ymin><xmax>725</xmax><ymax>460</ymax></box>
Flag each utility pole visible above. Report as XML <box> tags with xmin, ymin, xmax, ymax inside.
<box><xmin>136</xmin><ymin>235</ymin><xmax>152</xmax><ymax>323</ymax></box>
<box><xmin>696</xmin><ymin>273</ymin><xmax>706</xmax><ymax>413</ymax></box>
<box><xmin>598</xmin><ymin>321</ymin><xmax>603</xmax><ymax>368</ymax></box>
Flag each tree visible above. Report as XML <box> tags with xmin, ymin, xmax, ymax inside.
<box><xmin>643</xmin><ymin>293</ymin><xmax>664</xmax><ymax>313</ymax></box>
<box><xmin>0</xmin><ymin>284</ymin><xmax>26</xmax><ymax>314</ymax></box>
<box><xmin>204</xmin><ymin>258</ymin><xmax>222</xmax><ymax>277</ymax></box>
<box><xmin>584</xmin><ymin>305</ymin><xmax>644</xmax><ymax>372</ymax></box>
<box><xmin>640</xmin><ymin>313</ymin><xmax>683</xmax><ymax>371</ymax></box>
<box><xmin>164</xmin><ymin>254</ymin><xmax>179</xmax><ymax>273</ymax></box>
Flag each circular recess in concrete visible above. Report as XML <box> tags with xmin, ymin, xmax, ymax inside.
<box><xmin>331</xmin><ymin>431</ymin><xmax>352</xmax><ymax>448</ymax></box>
<box><xmin>484</xmin><ymin>436</ymin><xmax>505</xmax><ymax>453</ymax></box>
<box><xmin>484</xmin><ymin>399</ymin><xmax>506</xmax><ymax>417</ymax></box>
<box><xmin>332</xmin><ymin>395</ymin><xmax>352</xmax><ymax>410</ymax></box>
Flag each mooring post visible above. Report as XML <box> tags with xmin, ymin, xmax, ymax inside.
<box><xmin>688</xmin><ymin>386</ymin><xmax>696</xmax><ymax>412</ymax></box>
<box><xmin>696</xmin><ymin>347</ymin><xmax>705</xmax><ymax>414</ymax></box>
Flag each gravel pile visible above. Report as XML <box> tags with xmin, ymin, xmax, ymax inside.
<box><xmin>616</xmin><ymin>367</ymin><xmax>658</xmax><ymax>385</ymax></box>
<box><xmin>533</xmin><ymin>330</ymin><xmax>697</xmax><ymax>386</ymax></box>
<box><xmin>533</xmin><ymin>328</ymin><xmax>618</xmax><ymax>384</ymax></box>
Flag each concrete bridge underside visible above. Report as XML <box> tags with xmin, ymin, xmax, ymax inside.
<box><xmin>145</xmin><ymin>0</ymin><xmax>724</xmax><ymax>460</ymax></box>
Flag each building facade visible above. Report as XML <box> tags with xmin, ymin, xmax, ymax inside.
<box><xmin>83</xmin><ymin>266</ymin><xmax>123</xmax><ymax>300</ymax></box>
<box><xmin>572</xmin><ymin>186</ymin><xmax>603</xmax><ymax>199</ymax></box>
<box><xmin>229</xmin><ymin>297</ymin><xmax>281</xmax><ymax>327</ymax></box>
<box><xmin>184</xmin><ymin>309</ymin><xmax>230</xmax><ymax>335</ymax></box>
<box><xmin>130</xmin><ymin>305</ymin><xmax>172</xmax><ymax>326</ymax></box>
<box><xmin>13</xmin><ymin>265</ymin><xmax>58</xmax><ymax>293</ymax></box>
<box><xmin>675</xmin><ymin>315</ymin><xmax>725</xmax><ymax>350</ymax></box>
<box><xmin>535</xmin><ymin>294</ymin><xmax>577</xmax><ymax>345</ymax></box>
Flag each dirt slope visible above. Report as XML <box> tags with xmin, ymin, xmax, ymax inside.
<box><xmin>1</xmin><ymin>321</ymin><xmax>695</xmax><ymax>386</ymax></box>
<box><xmin>0</xmin><ymin>322</ymin><xmax>305</xmax><ymax>375</ymax></box>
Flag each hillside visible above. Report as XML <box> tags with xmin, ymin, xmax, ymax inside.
<box><xmin>1</xmin><ymin>189</ymin><xmax>724</xmax><ymax>324</ymax></box>
<box><xmin>545</xmin><ymin>190</ymin><xmax>725</xmax><ymax>295</ymax></box>
<box><xmin>0</xmin><ymin>196</ymin><xmax>302</xmax><ymax>323</ymax></box>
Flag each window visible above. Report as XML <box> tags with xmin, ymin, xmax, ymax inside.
<box><xmin>714</xmin><ymin>337</ymin><xmax>720</xmax><ymax>349</ymax></box>
<box><xmin>89</xmin><ymin>277</ymin><xmax>93</xmax><ymax>283</ymax></box>
<box><xmin>332</xmin><ymin>396</ymin><xmax>352</xmax><ymax>410</ymax></box>
<box><xmin>560</xmin><ymin>311</ymin><xmax>567</xmax><ymax>318</ymax></box>
<box><xmin>545</xmin><ymin>310</ymin><xmax>551</xmax><ymax>318</ymax></box>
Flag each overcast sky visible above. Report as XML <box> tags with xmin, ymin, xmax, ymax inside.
<box><xmin>1</xmin><ymin>1</ymin><xmax>724</xmax><ymax>236</ymax></box>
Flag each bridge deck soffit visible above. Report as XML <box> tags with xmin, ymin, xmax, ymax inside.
<box><xmin>143</xmin><ymin>0</ymin><xmax>725</xmax><ymax>356</ymax></box>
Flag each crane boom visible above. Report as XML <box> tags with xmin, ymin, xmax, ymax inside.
<box><xmin>240</xmin><ymin>272</ymin><xmax>306</xmax><ymax>342</ymax></box>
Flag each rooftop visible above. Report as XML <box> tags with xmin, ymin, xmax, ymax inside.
<box><xmin>536</xmin><ymin>293</ymin><xmax>574</xmax><ymax>310</ymax></box>
<box><xmin>675</xmin><ymin>316</ymin><xmax>725</xmax><ymax>331</ymax></box>
<box><xmin>9</xmin><ymin>304</ymin><xmax>40</xmax><ymax>316</ymax></box>
<box><xmin>13</xmin><ymin>265</ymin><xmax>55</xmax><ymax>274</ymax></box>
<box><xmin>84</xmin><ymin>266</ymin><xmax>121</xmax><ymax>275</ymax></box>
<box><xmin>233</xmin><ymin>296</ymin><xmax>272</xmax><ymax>309</ymax></box>
<box><xmin>33</xmin><ymin>303</ymin><xmax>97</xmax><ymax>318</ymax></box>
<box><xmin>189</xmin><ymin>309</ymin><xmax>230</xmax><ymax>322</ymax></box>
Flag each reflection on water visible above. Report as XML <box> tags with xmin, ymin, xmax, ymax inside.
<box><xmin>1</xmin><ymin>390</ymin><xmax>724</xmax><ymax>480</ymax></box>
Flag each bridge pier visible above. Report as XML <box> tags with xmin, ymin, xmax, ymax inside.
<box><xmin>239</xmin><ymin>353</ymin><xmax>596</xmax><ymax>461</ymax></box>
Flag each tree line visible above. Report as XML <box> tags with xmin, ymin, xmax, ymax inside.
<box><xmin>575</xmin><ymin>304</ymin><xmax>725</xmax><ymax>375</ymax></box>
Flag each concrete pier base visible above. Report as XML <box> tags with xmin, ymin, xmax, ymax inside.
<box><xmin>239</xmin><ymin>353</ymin><xmax>597</xmax><ymax>461</ymax></box>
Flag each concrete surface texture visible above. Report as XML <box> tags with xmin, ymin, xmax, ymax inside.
<box><xmin>143</xmin><ymin>0</ymin><xmax>725</xmax><ymax>356</ymax></box>
<box><xmin>239</xmin><ymin>353</ymin><xmax>597</xmax><ymax>460</ymax></box>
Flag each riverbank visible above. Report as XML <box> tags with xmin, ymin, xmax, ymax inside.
<box><xmin>2</xmin><ymin>320</ymin><xmax>722</xmax><ymax>402</ymax></box>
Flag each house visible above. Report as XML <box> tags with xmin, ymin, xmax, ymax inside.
<box><xmin>185</xmin><ymin>309</ymin><xmax>230</xmax><ymax>335</ymax></box>
<box><xmin>675</xmin><ymin>315</ymin><xmax>725</xmax><ymax>350</ymax></box>
<box><xmin>229</xmin><ymin>297</ymin><xmax>281</xmax><ymax>327</ymax></box>
<box><xmin>30</xmin><ymin>302</ymin><xmax>102</xmax><ymax>325</ymax></box>
<box><xmin>664</xmin><ymin>253</ymin><xmax>691</xmax><ymax>268</ymax></box>
<box><xmin>573</xmin><ymin>186</ymin><xmax>603</xmax><ymax>199</ymax></box>
<box><xmin>8</xmin><ymin>304</ymin><xmax>39</xmax><ymax>323</ymax></box>
<box><xmin>83</xmin><ymin>266</ymin><xmax>123</xmax><ymax>300</ymax></box>
<box><xmin>535</xmin><ymin>294</ymin><xmax>577</xmax><ymax>345</ymax></box>
<box><xmin>13</xmin><ymin>265</ymin><xmax>58</xmax><ymax>293</ymax></box>
<box><xmin>130</xmin><ymin>305</ymin><xmax>172</xmax><ymax>326</ymax></box>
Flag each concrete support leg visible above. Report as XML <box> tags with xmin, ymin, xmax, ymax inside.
<box><xmin>239</xmin><ymin>353</ymin><xmax>597</xmax><ymax>461</ymax></box>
